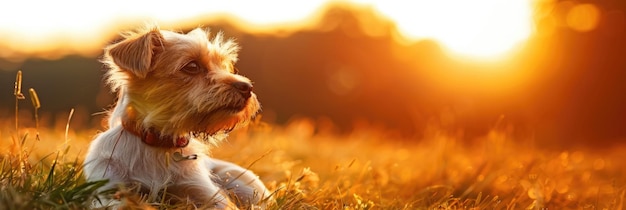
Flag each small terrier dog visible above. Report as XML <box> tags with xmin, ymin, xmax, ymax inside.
<box><xmin>83</xmin><ymin>25</ymin><xmax>270</xmax><ymax>209</ymax></box>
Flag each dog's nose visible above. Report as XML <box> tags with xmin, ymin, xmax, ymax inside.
<box><xmin>231</xmin><ymin>81</ymin><xmax>253</xmax><ymax>98</ymax></box>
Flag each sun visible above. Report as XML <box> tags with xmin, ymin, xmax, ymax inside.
<box><xmin>354</xmin><ymin>0</ymin><xmax>534</xmax><ymax>59</ymax></box>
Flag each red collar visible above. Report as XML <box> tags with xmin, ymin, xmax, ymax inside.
<box><xmin>121</xmin><ymin>119</ymin><xmax>190</xmax><ymax>148</ymax></box>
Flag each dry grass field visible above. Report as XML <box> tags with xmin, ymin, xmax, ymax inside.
<box><xmin>1</xmin><ymin>72</ymin><xmax>625</xmax><ymax>209</ymax></box>
<box><xmin>2</xmin><ymin>113</ymin><xmax>625</xmax><ymax>209</ymax></box>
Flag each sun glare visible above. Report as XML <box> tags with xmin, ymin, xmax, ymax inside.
<box><xmin>0</xmin><ymin>0</ymin><xmax>534</xmax><ymax>60</ymax></box>
<box><xmin>354</xmin><ymin>0</ymin><xmax>534</xmax><ymax>59</ymax></box>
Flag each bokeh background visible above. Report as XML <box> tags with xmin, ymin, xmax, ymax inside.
<box><xmin>1</xmin><ymin>0</ymin><xmax>624</xmax><ymax>148</ymax></box>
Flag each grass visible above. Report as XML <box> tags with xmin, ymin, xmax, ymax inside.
<box><xmin>0</xmin><ymin>138</ymin><xmax>108</xmax><ymax>209</ymax></box>
<box><xmin>2</xmin><ymin>71</ymin><xmax>625</xmax><ymax>209</ymax></box>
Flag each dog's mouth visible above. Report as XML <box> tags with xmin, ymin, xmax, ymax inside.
<box><xmin>183</xmin><ymin>97</ymin><xmax>258</xmax><ymax>141</ymax></box>
<box><xmin>190</xmin><ymin>103</ymin><xmax>252</xmax><ymax>134</ymax></box>
<box><xmin>207</xmin><ymin>98</ymin><xmax>253</xmax><ymax>114</ymax></box>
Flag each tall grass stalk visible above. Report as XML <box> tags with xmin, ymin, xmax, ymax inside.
<box><xmin>11</xmin><ymin>70</ymin><xmax>26</xmax><ymax>186</ymax></box>
<box><xmin>13</xmin><ymin>71</ymin><xmax>25</xmax><ymax>137</ymax></box>
<box><xmin>28</xmin><ymin>88</ymin><xmax>41</xmax><ymax>141</ymax></box>
<box><xmin>65</xmin><ymin>108</ymin><xmax>75</xmax><ymax>146</ymax></box>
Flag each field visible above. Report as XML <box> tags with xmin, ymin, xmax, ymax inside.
<box><xmin>1</xmin><ymin>73</ymin><xmax>625</xmax><ymax>210</ymax></box>
<box><xmin>2</xmin><ymin>112</ymin><xmax>625</xmax><ymax>209</ymax></box>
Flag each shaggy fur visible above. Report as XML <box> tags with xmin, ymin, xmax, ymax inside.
<box><xmin>83</xmin><ymin>25</ymin><xmax>270</xmax><ymax>209</ymax></box>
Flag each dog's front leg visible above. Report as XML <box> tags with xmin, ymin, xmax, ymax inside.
<box><xmin>169</xmin><ymin>172</ymin><xmax>239</xmax><ymax>209</ymax></box>
<box><xmin>207</xmin><ymin>158</ymin><xmax>272</xmax><ymax>208</ymax></box>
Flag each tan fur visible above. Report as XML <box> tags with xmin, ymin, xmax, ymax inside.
<box><xmin>84</xmin><ymin>25</ymin><xmax>271</xmax><ymax>209</ymax></box>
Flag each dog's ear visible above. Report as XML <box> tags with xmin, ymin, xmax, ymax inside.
<box><xmin>107</xmin><ymin>28</ymin><xmax>164</xmax><ymax>78</ymax></box>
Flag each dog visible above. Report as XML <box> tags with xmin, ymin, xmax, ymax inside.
<box><xmin>83</xmin><ymin>25</ymin><xmax>271</xmax><ymax>209</ymax></box>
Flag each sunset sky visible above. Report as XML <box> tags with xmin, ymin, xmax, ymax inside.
<box><xmin>1</xmin><ymin>0</ymin><xmax>624</xmax><ymax>147</ymax></box>
<box><xmin>0</xmin><ymin>0</ymin><xmax>536</xmax><ymax>59</ymax></box>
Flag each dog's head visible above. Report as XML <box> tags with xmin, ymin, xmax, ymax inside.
<box><xmin>103</xmin><ymin>26</ymin><xmax>259</xmax><ymax>138</ymax></box>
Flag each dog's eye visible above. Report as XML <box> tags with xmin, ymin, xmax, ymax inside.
<box><xmin>181</xmin><ymin>61</ymin><xmax>203</xmax><ymax>75</ymax></box>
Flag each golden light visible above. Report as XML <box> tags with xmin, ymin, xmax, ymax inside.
<box><xmin>0</xmin><ymin>0</ymin><xmax>535</xmax><ymax>60</ymax></box>
<box><xmin>354</xmin><ymin>0</ymin><xmax>534</xmax><ymax>59</ymax></box>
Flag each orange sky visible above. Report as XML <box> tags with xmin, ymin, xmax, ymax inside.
<box><xmin>0</xmin><ymin>0</ymin><xmax>542</xmax><ymax>60</ymax></box>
